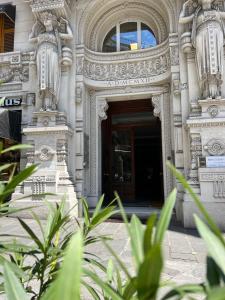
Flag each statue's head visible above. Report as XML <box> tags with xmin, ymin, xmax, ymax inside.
<box><xmin>40</xmin><ymin>12</ymin><xmax>58</xmax><ymax>30</ymax></box>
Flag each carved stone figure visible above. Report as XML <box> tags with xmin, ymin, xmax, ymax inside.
<box><xmin>179</xmin><ymin>0</ymin><xmax>225</xmax><ymax>99</ymax></box>
<box><xmin>29</xmin><ymin>11</ymin><xmax>73</xmax><ymax>111</ymax></box>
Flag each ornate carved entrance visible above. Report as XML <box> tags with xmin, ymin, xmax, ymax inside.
<box><xmin>86</xmin><ymin>90</ymin><xmax>173</xmax><ymax>208</ymax></box>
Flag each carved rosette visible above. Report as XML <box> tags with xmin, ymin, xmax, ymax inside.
<box><xmin>204</xmin><ymin>139</ymin><xmax>225</xmax><ymax>156</ymax></box>
<box><xmin>208</xmin><ymin>105</ymin><xmax>219</xmax><ymax>118</ymax></box>
<box><xmin>37</xmin><ymin>147</ymin><xmax>54</xmax><ymax>162</ymax></box>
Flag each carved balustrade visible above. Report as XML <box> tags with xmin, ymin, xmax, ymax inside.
<box><xmin>77</xmin><ymin>39</ymin><xmax>171</xmax><ymax>88</ymax></box>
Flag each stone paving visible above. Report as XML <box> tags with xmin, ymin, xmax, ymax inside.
<box><xmin>0</xmin><ymin>217</ymin><xmax>208</xmax><ymax>299</ymax></box>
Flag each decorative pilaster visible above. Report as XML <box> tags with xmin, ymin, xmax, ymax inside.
<box><xmin>188</xmin><ymin>133</ymin><xmax>202</xmax><ymax>190</ymax></box>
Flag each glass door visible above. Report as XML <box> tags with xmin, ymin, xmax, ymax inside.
<box><xmin>111</xmin><ymin>128</ymin><xmax>135</xmax><ymax>201</ymax></box>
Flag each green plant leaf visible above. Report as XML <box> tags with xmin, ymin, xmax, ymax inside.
<box><xmin>167</xmin><ymin>162</ymin><xmax>225</xmax><ymax>246</ymax></box>
<box><xmin>207</xmin><ymin>256</ymin><xmax>225</xmax><ymax>287</ymax></box>
<box><xmin>91</xmin><ymin>206</ymin><xmax>116</xmax><ymax>227</ymax></box>
<box><xmin>81</xmin><ymin>198</ymin><xmax>91</xmax><ymax>227</ymax></box>
<box><xmin>123</xmin><ymin>278</ymin><xmax>138</xmax><ymax>300</ymax></box>
<box><xmin>5</xmin><ymin>165</ymin><xmax>38</xmax><ymax>192</ymax></box>
<box><xmin>0</xmin><ymin>164</ymin><xmax>13</xmax><ymax>173</ymax></box>
<box><xmin>1</xmin><ymin>144</ymin><xmax>33</xmax><ymax>154</ymax></box>
<box><xmin>107</xmin><ymin>259</ymin><xmax>114</xmax><ymax>283</ymax></box>
<box><xmin>18</xmin><ymin>218</ymin><xmax>45</xmax><ymax>252</ymax></box>
<box><xmin>92</xmin><ymin>194</ymin><xmax>105</xmax><ymax>218</ymax></box>
<box><xmin>130</xmin><ymin>215</ymin><xmax>144</xmax><ymax>267</ymax></box>
<box><xmin>137</xmin><ymin>244</ymin><xmax>163</xmax><ymax>300</ymax></box>
<box><xmin>162</xmin><ymin>284</ymin><xmax>205</xmax><ymax>299</ymax></box>
<box><xmin>195</xmin><ymin>215</ymin><xmax>225</xmax><ymax>275</ymax></box>
<box><xmin>41</xmin><ymin>231</ymin><xmax>83</xmax><ymax>300</ymax></box>
<box><xmin>154</xmin><ymin>189</ymin><xmax>177</xmax><ymax>245</ymax></box>
<box><xmin>84</xmin><ymin>268</ymin><xmax>123</xmax><ymax>300</ymax></box>
<box><xmin>143</xmin><ymin>214</ymin><xmax>157</xmax><ymax>255</ymax></box>
<box><xmin>208</xmin><ymin>287</ymin><xmax>225</xmax><ymax>300</ymax></box>
<box><xmin>3</xmin><ymin>263</ymin><xmax>29</xmax><ymax>300</ymax></box>
<box><xmin>82</xmin><ymin>281</ymin><xmax>101</xmax><ymax>300</ymax></box>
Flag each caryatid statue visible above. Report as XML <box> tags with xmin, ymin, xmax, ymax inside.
<box><xmin>179</xmin><ymin>0</ymin><xmax>225</xmax><ymax>99</ymax></box>
<box><xmin>29</xmin><ymin>11</ymin><xmax>73</xmax><ymax>111</ymax></box>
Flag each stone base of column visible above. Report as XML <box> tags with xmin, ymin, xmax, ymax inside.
<box><xmin>10</xmin><ymin>111</ymin><xmax>78</xmax><ymax>219</ymax></box>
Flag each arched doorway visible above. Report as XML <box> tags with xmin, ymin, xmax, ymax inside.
<box><xmin>102</xmin><ymin>99</ymin><xmax>164</xmax><ymax>207</ymax></box>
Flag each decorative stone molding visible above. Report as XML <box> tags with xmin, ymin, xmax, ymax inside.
<box><xmin>152</xmin><ymin>95</ymin><xmax>161</xmax><ymax>120</ymax></box>
<box><xmin>170</xmin><ymin>45</ymin><xmax>179</xmax><ymax>66</ymax></box>
<box><xmin>97</xmin><ymin>99</ymin><xmax>108</xmax><ymax>121</ymax></box>
<box><xmin>57</xmin><ymin>139</ymin><xmax>68</xmax><ymax>163</ymax></box>
<box><xmin>214</xmin><ymin>181</ymin><xmax>225</xmax><ymax>198</ymax></box>
<box><xmin>204</xmin><ymin>139</ymin><xmax>225</xmax><ymax>156</ymax></box>
<box><xmin>26</xmin><ymin>0</ymin><xmax>72</xmax><ymax>18</ymax></box>
<box><xmin>84</xmin><ymin>53</ymin><xmax>170</xmax><ymax>82</ymax></box>
<box><xmin>208</xmin><ymin>105</ymin><xmax>219</xmax><ymax>118</ymax></box>
<box><xmin>0</xmin><ymin>52</ymin><xmax>31</xmax><ymax>84</ymax></box>
<box><xmin>37</xmin><ymin>146</ymin><xmax>54</xmax><ymax>161</ymax></box>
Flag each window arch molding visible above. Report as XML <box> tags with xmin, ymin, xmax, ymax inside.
<box><xmin>101</xmin><ymin>20</ymin><xmax>158</xmax><ymax>52</ymax></box>
<box><xmin>83</xmin><ymin>3</ymin><xmax>168</xmax><ymax>52</ymax></box>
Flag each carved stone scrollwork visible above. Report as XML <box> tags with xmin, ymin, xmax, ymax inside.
<box><xmin>152</xmin><ymin>95</ymin><xmax>161</xmax><ymax>120</ymax></box>
<box><xmin>98</xmin><ymin>99</ymin><xmax>109</xmax><ymax>121</ymax></box>
<box><xmin>204</xmin><ymin>139</ymin><xmax>225</xmax><ymax>156</ymax></box>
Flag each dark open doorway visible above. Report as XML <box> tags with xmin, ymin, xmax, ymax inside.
<box><xmin>102</xmin><ymin>99</ymin><xmax>164</xmax><ymax>208</ymax></box>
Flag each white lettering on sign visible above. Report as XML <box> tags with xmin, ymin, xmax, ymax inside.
<box><xmin>206</xmin><ymin>156</ymin><xmax>225</xmax><ymax>168</ymax></box>
<box><xmin>0</xmin><ymin>97</ymin><xmax>22</xmax><ymax>107</ymax></box>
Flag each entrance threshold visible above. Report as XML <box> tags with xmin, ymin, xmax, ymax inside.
<box><xmin>89</xmin><ymin>206</ymin><xmax>161</xmax><ymax>220</ymax></box>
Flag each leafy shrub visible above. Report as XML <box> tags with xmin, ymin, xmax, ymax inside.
<box><xmin>1</xmin><ymin>144</ymin><xmax>225</xmax><ymax>299</ymax></box>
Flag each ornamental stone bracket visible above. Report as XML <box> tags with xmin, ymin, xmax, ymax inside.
<box><xmin>152</xmin><ymin>95</ymin><xmax>161</xmax><ymax>120</ymax></box>
<box><xmin>97</xmin><ymin>98</ymin><xmax>109</xmax><ymax>121</ymax></box>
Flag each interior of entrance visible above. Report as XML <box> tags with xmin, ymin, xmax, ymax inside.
<box><xmin>102</xmin><ymin>99</ymin><xmax>164</xmax><ymax>208</ymax></box>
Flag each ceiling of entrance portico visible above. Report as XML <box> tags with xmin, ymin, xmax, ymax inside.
<box><xmin>76</xmin><ymin>0</ymin><xmax>181</xmax><ymax>51</ymax></box>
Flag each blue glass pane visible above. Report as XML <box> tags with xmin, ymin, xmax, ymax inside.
<box><xmin>120</xmin><ymin>22</ymin><xmax>137</xmax><ymax>51</ymax></box>
<box><xmin>103</xmin><ymin>26</ymin><xmax>117</xmax><ymax>52</ymax></box>
<box><xmin>141</xmin><ymin>23</ymin><xmax>157</xmax><ymax>49</ymax></box>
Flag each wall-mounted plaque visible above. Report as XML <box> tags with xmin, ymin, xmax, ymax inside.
<box><xmin>206</xmin><ymin>156</ymin><xmax>225</xmax><ymax>168</ymax></box>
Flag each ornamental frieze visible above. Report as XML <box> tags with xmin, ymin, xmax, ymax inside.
<box><xmin>0</xmin><ymin>52</ymin><xmax>31</xmax><ymax>83</ymax></box>
<box><xmin>83</xmin><ymin>53</ymin><xmax>170</xmax><ymax>83</ymax></box>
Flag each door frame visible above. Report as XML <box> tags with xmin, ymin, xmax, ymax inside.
<box><xmin>86</xmin><ymin>90</ymin><xmax>173</xmax><ymax>208</ymax></box>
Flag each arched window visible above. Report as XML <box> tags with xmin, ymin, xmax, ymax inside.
<box><xmin>103</xmin><ymin>22</ymin><xmax>157</xmax><ymax>53</ymax></box>
<box><xmin>0</xmin><ymin>4</ymin><xmax>16</xmax><ymax>53</ymax></box>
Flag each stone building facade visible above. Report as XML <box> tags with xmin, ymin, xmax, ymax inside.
<box><xmin>1</xmin><ymin>0</ymin><xmax>225</xmax><ymax>228</ymax></box>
